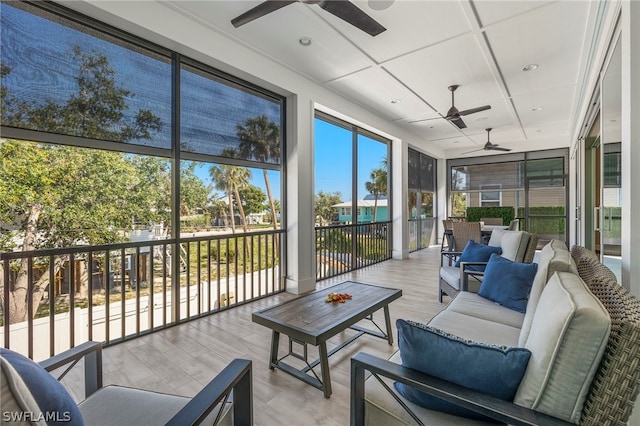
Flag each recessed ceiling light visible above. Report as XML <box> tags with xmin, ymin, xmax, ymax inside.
<box><xmin>521</xmin><ymin>64</ymin><xmax>539</xmax><ymax>72</ymax></box>
<box><xmin>369</xmin><ymin>0</ymin><xmax>394</xmax><ymax>11</ymax></box>
<box><xmin>531</xmin><ymin>106</ymin><xmax>544</xmax><ymax>112</ymax></box>
<box><xmin>429</xmin><ymin>125</ymin><xmax>437</xmax><ymax>129</ymax></box>
<box><xmin>536</xmin><ymin>129</ymin><xmax>544</xmax><ymax>133</ymax></box>
<box><xmin>474</xmin><ymin>116</ymin><xmax>488</xmax><ymax>122</ymax></box>
<box><xmin>608</xmin><ymin>119</ymin><xmax>617</xmax><ymax>123</ymax></box>
<box><xmin>299</xmin><ymin>37</ymin><xmax>312</xmax><ymax>47</ymax></box>
<box><xmin>390</xmin><ymin>99</ymin><xmax>401</xmax><ymax>104</ymax></box>
<box><xmin>453</xmin><ymin>140</ymin><xmax>459</xmax><ymax>144</ymax></box>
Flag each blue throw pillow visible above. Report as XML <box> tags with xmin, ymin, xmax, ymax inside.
<box><xmin>454</xmin><ymin>239</ymin><xmax>502</xmax><ymax>271</ymax></box>
<box><xmin>478</xmin><ymin>253</ymin><xmax>539</xmax><ymax>313</ymax></box>
<box><xmin>0</xmin><ymin>348</ymin><xmax>84</xmax><ymax>425</ymax></box>
<box><xmin>394</xmin><ymin>319</ymin><xmax>531</xmax><ymax>421</ymax></box>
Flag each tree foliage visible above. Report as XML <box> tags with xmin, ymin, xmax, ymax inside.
<box><xmin>315</xmin><ymin>191</ymin><xmax>343</xmax><ymax>225</ymax></box>
<box><xmin>0</xmin><ymin>46</ymin><xmax>164</xmax><ymax>323</ymax></box>
<box><xmin>237</xmin><ymin>115</ymin><xmax>280</xmax><ymax>228</ymax></box>
<box><xmin>237</xmin><ymin>185</ymin><xmax>267</xmax><ymax>215</ymax></box>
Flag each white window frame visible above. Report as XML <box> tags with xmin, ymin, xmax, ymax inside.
<box><xmin>480</xmin><ymin>184</ymin><xmax>502</xmax><ymax>207</ymax></box>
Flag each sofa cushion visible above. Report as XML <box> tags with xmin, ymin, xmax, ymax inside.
<box><xmin>0</xmin><ymin>348</ymin><xmax>84</xmax><ymax>426</ymax></box>
<box><xmin>478</xmin><ymin>253</ymin><xmax>538</xmax><ymax>313</ymax></box>
<box><xmin>514</xmin><ymin>272</ymin><xmax>611</xmax><ymax>424</ymax></box>
<box><xmin>499</xmin><ymin>231</ymin><xmax>529</xmax><ymax>262</ymax></box>
<box><xmin>454</xmin><ymin>240</ymin><xmax>501</xmax><ymax>271</ymax></box>
<box><xmin>428</xmin><ymin>309</ymin><xmax>520</xmax><ymax>348</ymax></box>
<box><xmin>518</xmin><ymin>240</ymin><xmax>575</xmax><ymax>346</ymax></box>
<box><xmin>395</xmin><ymin>320</ymin><xmax>531</xmax><ymax>421</ymax></box>
<box><xmin>445</xmin><ymin>292</ymin><xmax>525</xmax><ymax>329</ymax></box>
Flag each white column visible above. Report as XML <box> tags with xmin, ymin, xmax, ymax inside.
<box><xmin>391</xmin><ymin>139</ymin><xmax>409</xmax><ymax>259</ymax></box>
<box><xmin>621</xmin><ymin>3</ymin><xmax>639</xmax><ymax>422</ymax></box>
<box><xmin>621</xmin><ymin>0</ymin><xmax>640</xmax><ymax>295</ymax></box>
<box><xmin>285</xmin><ymin>94</ymin><xmax>316</xmax><ymax>294</ymax></box>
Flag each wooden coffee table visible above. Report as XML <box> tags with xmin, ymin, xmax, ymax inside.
<box><xmin>252</xmin><ymin>281</ymin><xmax>402</xmax><ymax>398</ymax></box>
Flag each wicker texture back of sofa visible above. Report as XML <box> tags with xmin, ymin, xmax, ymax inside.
<box><xmin>571</xmin><ymin>245</ymin><xmax>640</xmax><ymax>426</ymax></box>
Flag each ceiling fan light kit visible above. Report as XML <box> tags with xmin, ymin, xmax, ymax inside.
<box><xmin>231</xmin><ymin>0</ymin><xmax>387</xmax><ymax>36</ymax></box>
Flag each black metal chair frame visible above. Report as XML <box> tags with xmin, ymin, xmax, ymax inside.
<box><xmin>40</xmin><ymin>341</ymin><xmax>253</xmax><ymax>426</ymax></box>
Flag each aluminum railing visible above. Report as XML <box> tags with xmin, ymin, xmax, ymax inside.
<box><xmin>1</xmin><ymin>229</ymin><xmax>284</xmax><ymax>360</ymax></box>
<box><xmin>315</xmin><ymin>221</ymin><xmax>392</xmax><ymax>280</ymax></box>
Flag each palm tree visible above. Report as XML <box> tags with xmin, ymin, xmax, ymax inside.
<box><xmin>365</xmin><ymin>167</ymin><xmax>388</xmax><ymax>222</ymax></box>
<box><xmin>209</xmin><ymin>148</ymin><xmax>252</xmax><ymax>233</ymax></box>
<box><xmin>209</xmin><ymin>164</ymin><xmax>236</xmax><ymax>232</ymax></box>
<box><xmin>229</xmin><ymin>166</ymin><xmax>252</xmax><ymax>233</ymax></box>
<box><xmin>237</xmin><ymin>115</ymin><xmax>280</xmax><ymax>230</ymax></box>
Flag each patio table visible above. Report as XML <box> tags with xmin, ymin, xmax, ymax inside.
<box><xmin>252</xmin><ymin>281</ymin><xmax>402</xmax><ymax>398</ymax></box>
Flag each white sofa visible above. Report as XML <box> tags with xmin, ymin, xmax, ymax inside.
<box><xmin>352</xmin><ymin>240</ymin><xmax>640</xmax><ymax>425</ymax></box>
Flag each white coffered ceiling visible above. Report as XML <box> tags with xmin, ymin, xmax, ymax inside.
<box><xmin>89</xmin><ymin>0</ymin><xmax>600</xmax><ymax>158</ymax></box>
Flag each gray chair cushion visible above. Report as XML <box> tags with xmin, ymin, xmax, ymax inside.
<box><xmin>79</xmin><ymin>385</ymin><xmax>232</xmax><ymax>426</ymax></box>
<box><xmin>440</xmin><ymin>265</ymin><xmax>461</xmax><ymax>290</ymax></box>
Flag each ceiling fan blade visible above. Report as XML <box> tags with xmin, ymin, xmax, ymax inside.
<box><xmin>490</xmin><ymin>146</ymin><xmax>512</xmax><ymax>152</ymax></box>
<box><xmin>231</xmin><ymin>0</ymin><xmax>296</xmax><ymax>28</ymax></box>
<box><xmin>450</xmin><ymin>116</ymin><xmax>467</xmax><ymax>129</ymax></box>
<box><xmin>319</xmin><ymin>1</ymin><xmax>387</xmax><ymax>36</ymax></box>
<box><xmin>458</xmin><ymin>105</ymin><xmax>491</xmax><ymax>116</ymax></box>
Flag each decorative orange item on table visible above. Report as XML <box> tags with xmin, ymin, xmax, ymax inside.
<box><xmin>325</xmin><ymin>292</ymin><xmax>352</xmax><ymax>303</ymax></box>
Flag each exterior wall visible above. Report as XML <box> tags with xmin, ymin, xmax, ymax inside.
<box><xmin>336</xmin><ymin>205</ymin><xmax>389</xmax><ymax>223</ymax></box>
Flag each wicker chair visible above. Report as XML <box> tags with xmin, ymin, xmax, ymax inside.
<box><xmin>440</xmin><ymin>219</ymin><xmax>454</xmax><ymax>251</ymax></box>
<box><xmin>569</xmin><ymin>245</ymin><xmax>640</xmax><ymax>425</ymax></box>
<box><xmin>451</xmin><ymin>222</ymin><xmax>482</xmax><ymax>252</ymax></box>
<box><xmin>438</xmin><ymin>222</ymin><xmax>482</xmax><ymax>301</ymax></box>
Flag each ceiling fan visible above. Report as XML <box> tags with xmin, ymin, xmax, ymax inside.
<box><xmin>411</xmin><ymin>85</ymin><xmax>491</xmax><ymax>129</ymax></box>
<box><xmin>231</xmin><ymin>1</ymin><xmax>387</xmax><ymax>37</ymax></box>
<box><xmin>461</xmin><ymin>128</ymin><xmax>512</xmax><ymax>155</ymax></box>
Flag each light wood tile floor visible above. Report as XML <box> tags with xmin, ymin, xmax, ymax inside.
<box><xmin>63</xmin><ymin>246</ymin><xmax>447</xmax><ymax>426</ymax></box>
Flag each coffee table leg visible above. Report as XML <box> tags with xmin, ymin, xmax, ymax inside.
<box><xmin>318</xmin><ymin>342</ymin><xmax>332</xmax><ymax>398</ymax></box>
<box><xmin>269</xmin><ymin>330</ymin><xmax>280</xmax><ymax>370</ymax></box>
<box><xmin>383</xmin><ymin>305</ymin><xmax>393</xmax><ymax>345</ymax></box>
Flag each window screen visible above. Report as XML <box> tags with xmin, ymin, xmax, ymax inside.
<box><xmin>1</xmin><ymin>2</ymin><xmax>172</xmax><ymax>148</ymax></box>
<box><xmin>180</xmin><ymin>63</ymin><xmax>282</xmax><ymax>164</ymax></box>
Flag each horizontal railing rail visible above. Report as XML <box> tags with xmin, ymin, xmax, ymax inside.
<box><xmin>1</xmin><ymin>229</ymin><xmax>285</xmax><ymax>360</ymax></box>
<box><xmin>315</xmin><ymin>221</ymin><xmax>392</xmax><ymax>281</ymax></box>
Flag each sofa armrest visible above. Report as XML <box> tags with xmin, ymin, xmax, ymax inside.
<box><xmin>350</xmin><ymin>352</ymin><xmax>572</xmax><ymax>426</ymax></box>
<box><xmin>166</xmin><ymin>359</ymin><xmax>252</xmax><ymax>426</ymax></box>
<box><xmin>39</xmin><ymin>341</ymin><xmax>103</xmax><ymax>398</ymax></box>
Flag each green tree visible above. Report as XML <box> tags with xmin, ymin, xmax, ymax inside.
<box><xmin>237</xmin><ymin>185</ymin><xmax>267</xmax><ymax>215</ymax></box>
<box><xmin>179</xmin><ymin>162</ymin><xmax>210</xmax><ymax>216</ymax></box>
<box><xmin>315</xmin><ymin>191</ymin><xmax>343</xmax><ymax>225</ymax></box>
<box><xmin>0</xmin><ymin>47</ymin><xmax>163</xmax><ymax>324</ymax></box>
<box><xmin>237</xmin><ymin>115</ymin><xmax>280</xmax><ymax>228</ymax></box>
<box><xmin>209</xmin><ymin>149</ymin><xmax>252</xmax><ymax>233</ymax></box>
<box><xmin>365</xmin><ymin>167</ymin><xmax>387</xmax><ymax>222</ymax></box>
